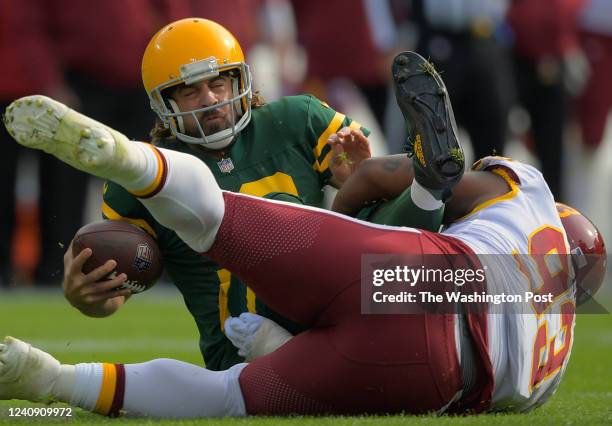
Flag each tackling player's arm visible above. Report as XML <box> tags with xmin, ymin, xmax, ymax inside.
<box><xmin>331</xmin><ymin>154</ymin><xmax>413</xmax><ymax>215</ymax></box>
<box><xmin>331</xmin><ymin>154</ymin><xmax>512</xmax><ymax>221</ymax></box>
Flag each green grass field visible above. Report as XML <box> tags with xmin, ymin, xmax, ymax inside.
<box><xmin>1</xmin><ymin>287</ymin><xmax>611</xmax><ymax>425</ymax></box>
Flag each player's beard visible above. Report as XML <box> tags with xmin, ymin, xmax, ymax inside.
<box><xmin>198</xmin><ymin>110</ymin><xmax>233</xmax><ymax>136</ymax></box>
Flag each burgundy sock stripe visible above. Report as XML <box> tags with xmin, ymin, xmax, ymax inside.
<box><xmin>108</xmin><ymin>364</ymin><xmax>126</xmax><ymax>417</ymax></box>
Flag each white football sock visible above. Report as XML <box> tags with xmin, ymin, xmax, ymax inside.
<box><xmin>50</xmin><ymin>365</ymin><xmax>77</xmax><ymax>405</ymax></box>
<box><xmin>122</xmin><ymin>359</ymin><xmax>247</xmax><ymax>418</ymax></box>
<box><xmin>115</xmin><ymin>142</ymin><xmax>163</xmax><ymax>194</ymax></box>
<box><xmin>139</xmin><ymin>147</ymin><xmax>225</xmax><ymax>253</ymax></box>
<box><xmin>65</xmin><ymin>363</ymin><xmax>103</xmax><ymax>411</ymax></box>
<box><xmin>53</xmin><ymin>360</ymin><xmax>246</xmax><ymax>418</ymax></box>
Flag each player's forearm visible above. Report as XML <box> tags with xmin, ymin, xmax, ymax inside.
<box><xmin>327</xmin><ymin>175</ymin><xmax>344</xmax><ymax>189</ymax></box>
<box><xmin>443</xmin><ymin>171</ymin><xmax>513</xmax><ymax>224</ymax></box>
<box><xmin>332</xmin><ymin>155</ymin><xmax>414</xmax><ymax>215</ymax></box>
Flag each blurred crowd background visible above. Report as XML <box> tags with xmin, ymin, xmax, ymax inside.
<box><xmin>1</xmin><ymin>0</ymin><xmax>611</xmax><ymax>288</ymax></box>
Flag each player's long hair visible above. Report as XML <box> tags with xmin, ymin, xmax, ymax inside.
<box><xmin>150</xmin><ymin>91</ymin><xmax>266</xmax><ymax>145</ymax></box>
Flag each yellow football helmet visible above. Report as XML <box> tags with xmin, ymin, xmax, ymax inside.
<box><xmin>142</xmin><ymin>18</ymin><xmax>252</xmax><ymax>149</ymax></box>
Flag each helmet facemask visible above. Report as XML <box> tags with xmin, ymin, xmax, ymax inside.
<box><xmin>149</xmin><ymin>56</ymin><xmax>252</xmax><ymax>150</ymax></box>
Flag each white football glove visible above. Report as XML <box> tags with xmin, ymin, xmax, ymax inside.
<box><xmin>224</xmin><ymin>313</ymin><xmax>293</xmax><ymax>361</ymax></box>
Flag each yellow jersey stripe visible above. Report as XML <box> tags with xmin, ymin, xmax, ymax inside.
<box><xmin>315</xmin><ymin>119</ymin><xmax>360</xmax><ymax>171</ymax></box>
<box><xmin>218</xmin><ymin>269</ymin><xmax>231</xmax><ymax>331</ymax></box>
<box><xmin>94</xmin><ymin>363</ymin><xmax>117</xmax><ymax>416</ymax></box>
<box><xmin>238</xmin><ymin>172</ymin><xmax>299</xmax><ymax>197</ymax></box>
<box><xmin>319</xmin><ymin>151</ymin><xmax>333</xmax><ymax>172</ymax></box>
<box><xmin>101</xmin><ymin>202</ymin><xmax>157</xmax><ymax>238</ymax></box>
<box><xmin>313</xmin><ymin>112</ymin><xmax>345</xmax><ymax>172</ymax></box>
<box><xmin>246</xmin><ymin>287</ymin><xmax>257</xmax><ymax>313</ymax></box>
<box><xmin>349</xmin><ymin>120</ymin><xmax>362</xmax><ymax>131</ymax></box>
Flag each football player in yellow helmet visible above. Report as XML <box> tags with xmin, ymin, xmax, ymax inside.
<box><xmin>142</xmin><ymin>18</ymin><xmax>253</xmax><ymax>150</ymax></box>
<box><xmin>53</xmin><ymin>17</ymin><xmax>375</xmax><ymax>371</ymax></box>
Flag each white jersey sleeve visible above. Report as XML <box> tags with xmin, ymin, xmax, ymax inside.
<box><xmin>443</xmin><ymin>157</ymin><xmax>576</xmax><ymax>412</ymax></box>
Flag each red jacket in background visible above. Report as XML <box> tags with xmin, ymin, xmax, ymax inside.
<box><xmin>507</xmin><ymin>0</ymin><xmax>586</xmax><ymax>59</ymax></box>
<box><xmin>0</xmin><ymin>0</ymin><xmax>63</xmax><ymax>99</ymax></box>
<box><xmin>292</xmin><ymin>0</ymin><xmax>387</xmax><ymax>85</ymax></box>
<box><xmin>51</xmin><ymin>0</ymin><xmax>190</xmax><ymax>88</ymax></box>
<box><xmin>0</xmin><ymin>0</ymin><xmax>191</xmax><ymax>99</ymax></box>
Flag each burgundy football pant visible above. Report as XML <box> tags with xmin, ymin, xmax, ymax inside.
<box><xmin>206</xmin><ymin>192</ymin><xmax>490</xmax><ymax>415</ymax></box>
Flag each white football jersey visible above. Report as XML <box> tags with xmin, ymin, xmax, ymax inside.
<box><xmin>443</xmin><ymin>157</ymin><xmax>576</xmax><ymax>412</ymax></box>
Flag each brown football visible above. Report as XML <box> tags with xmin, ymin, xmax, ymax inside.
<box><xmin>72</xmin><ymin>220</ymin><xmax>163</xmax><ymax>293</ymax></box>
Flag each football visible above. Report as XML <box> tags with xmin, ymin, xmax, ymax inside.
<box><xmin>72</xmin><ymin>220</ymin><xmax>163</xmax><ymax>293</ymax></box>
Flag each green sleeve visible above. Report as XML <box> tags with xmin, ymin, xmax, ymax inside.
<box><xmin>101</xmin><ymin>181</ymin><xmax>157</xmax><ymax>236</ymax></box>
<box><xmin>304</xmin><ymin>95</ymin><xmax>371</xmax><ymax>183</ymax></box>
<box><xmin>198</xmin><ymin>327</ymin><xmax>244</xmax><ymax>371</ymax></box>
<box><xmin>267</xmin><ymin>95</ymin><xmax>371</xmax><ymax>186</ymax></box>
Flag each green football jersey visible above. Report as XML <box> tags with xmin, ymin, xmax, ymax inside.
<box><xmin>102</xmin><ymin>95</ymin><xmax>369</xmax><ymax>370</ymax></box>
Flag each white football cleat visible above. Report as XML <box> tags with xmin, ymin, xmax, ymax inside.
<box><xmin>0</xmin><ymin>336</ymin><xmax>61</xmax><ymax>403</ymax></box>
<box><xmin>3</xmin><ymin>95</ymin><xmax>134</xmax><ymax>180</ymax></box>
